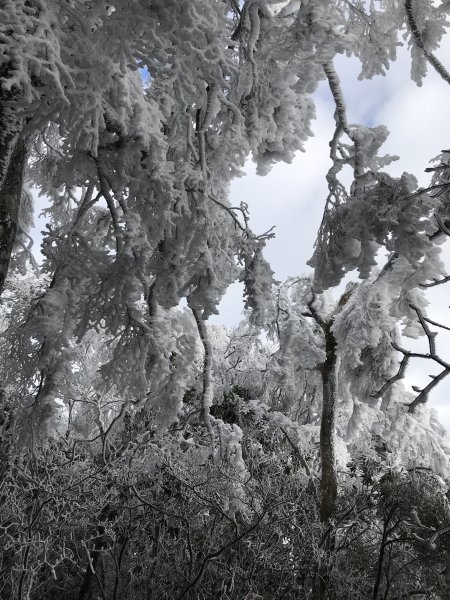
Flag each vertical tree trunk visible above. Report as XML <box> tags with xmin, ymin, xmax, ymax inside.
<box><xmin>0</xmin><ymin>51</ymin><xmax>26</xmax><ymax>296</ymax></box>
<box><xmin>0</xmin><ymin>126</ymin><xmax>26</xmax><ymax>296</ymax></box>
<box><xmin>319</xmin><ymin>322</ymin><xmax>338</xmax><ymax>524</ymax></box>
<box><xmin>316</xmin><ymin>321</ymin><xmax>338</xmax><ymax>600</ymax></box>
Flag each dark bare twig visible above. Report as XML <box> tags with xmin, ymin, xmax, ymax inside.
<box><xmin>410</xmin><ymin>304</ymin><xmax>437</xmax><ymax>356</ymax></box>
<box><xmin>208</xmin><ymin>194</ymin><xmax>247</xmax><ymax>231</ymax></box>
<box><xmin>373</xmin><ymin>304</ymin><xmax>450</xmax><ymax>411</ymax></box>
<box><xmin>419</xmin><ymin>275</ymin><xmax>450</xmax><ymax>288</ymax></box>
<box><xmin>371</xmin><ymin>345</ymin><xmax>412</xmax><ymax>399</ymax></box>
<box><xmin>434</xmin><ymin>212</ymin><xmax>450</xmax><ymax>236</ymax></box>
<box><xmin>423</xmin><ymin>316</ymin><xmax>450</xmax><ymax>332</ymax></box>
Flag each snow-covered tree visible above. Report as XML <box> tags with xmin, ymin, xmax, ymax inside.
<box><xmin>2</xmin><ymin>1</ymin><xmax>450</xmax><ymax>599</ymax></box>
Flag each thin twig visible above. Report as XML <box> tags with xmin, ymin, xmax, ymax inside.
<box><xmin>419</xmin><ymin>275</ymin><xmax>450</xmax><ymax>288</ymax></box>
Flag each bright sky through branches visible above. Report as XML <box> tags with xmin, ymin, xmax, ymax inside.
<box><xmin>216</xmin><ymin>37</ymin><xmax>450</xmax><ymax>431</ymax></box>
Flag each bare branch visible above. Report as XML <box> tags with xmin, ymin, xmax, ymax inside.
<box><xmin>423</xmin><ymin>316</ymin><xmax>450</xmax><ymax>332</ymax></box>
<box><xmin>435</xmin><ymin>212</ymin><xmax>450</xmax><ymax>236</ymax></box>
<box><xmin>374</xmin><ymin>305</ymin><xmax>450</xmax><ymax>411</ymax></box>
<box><xmin>420</xmin><ymin>275</ymin><xmax>450</xmax><ymax>288</ymax></box>
<box><xmin>409</xmin><ymin>304</ymin><xmax>437</xmax><ymax>356</ymax></box>
<box><xmin>371</xmin><ymin>347</ymin><xmax>412</xmax><ymax>399</ymax></box>
<box><xmin>207</xmin><ymin>194</ymin><xmax>247</xmax><ymax>232</ymax></box>
<box><xmin>407</xmin><ymin>367</ymin><xmax>450</xmax><ymax>412</ymax></box>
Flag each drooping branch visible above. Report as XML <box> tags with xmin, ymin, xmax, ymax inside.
<box><xmin>199</xmin><ymin>83</ymin><xmax>218</xmax><ymax>133</ymax></box>
<box><xmin>419</xmin><ymin>275</ymin><xmax>450</xmax><ymax>288</ymax></box>
<box><xmin>71</xmin><ymin>183</ymin><xmax>100</xmax><ymax>230</ymax></box>
<box><xmin>186</xmin><ymin>109</ymin><xmax>199</xmax><ymax>163</ymax></box>
<box><xmin>405</xmin><ymin>0</ymin><xmax>450</xmax><ymax>87</ymax></box>
<box><xmin>408</xmin><ymin>366</ymin><xmax>450</xmax><ymax>412</ymax></box>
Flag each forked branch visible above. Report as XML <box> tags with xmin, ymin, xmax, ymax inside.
<box><xmin>373</xmin><ymin>304</ymin><xmax>450</xmax><ymax>412</ymax></box>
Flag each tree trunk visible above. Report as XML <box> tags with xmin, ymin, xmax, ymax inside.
<box><xmin>316</xmin><ymin>321</ymin><xmax>338</xmax><ymax>600</ymax></box>
<box><xmin>0</xmin><ymin>53</ymin><xmax>26</xmax><ymax>296</ymax></box>
<box><xmin>319</xmin><ymin>322</ymin><xmax>338</xmax><ymax>524</ymax></box>
<box><xmin>0</xmin><ymin>127</ymin><xmax>26</xmax><ymax>296</ymax></box>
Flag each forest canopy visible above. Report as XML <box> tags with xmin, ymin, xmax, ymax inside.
<box><xmin>2</xmin><ymin>1</ymin><xmax>450</xmax><ymax>599</ymax></box>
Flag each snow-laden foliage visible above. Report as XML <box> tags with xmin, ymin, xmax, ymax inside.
<box><xmin>2</xmin><ymin>1</ymin><xmax>450</xmax><ymax>598</ymax></box>
<box><xmin>1</xmin><ymin>0</ymin><xmax>448</xmax><ymax>438</ymax></box>
<box><xmin>309</xmin><ymin>172</ymin><xmax>446</xmax><ymax>294</ymax></box>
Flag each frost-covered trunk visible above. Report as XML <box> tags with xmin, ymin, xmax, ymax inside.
<box><xmin>0</xmin><ymin>54</ymin><xmax>26</xmax><ymax>296</ymax></box>
<box><xmin>0</xmin><ymin>109</ymin><xmax>25</xmax><ymax>296</ymax></box>
<box><xmin>319</xmin><ymin>322</ymin><xmax>338</xmax><ymax>524</ymax></box>
<box><xmin>316</xmin><ymin>322</ymin><xmax>338</xmax><ymax>600</ymax></box>
<box><xmin>192</xmin><ymin>308</ymin><xmax>215</xmax><ymax>450</ymax></box>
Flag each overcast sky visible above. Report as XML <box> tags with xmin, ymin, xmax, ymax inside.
<box><xmin>213</xmin><ymin>38</ymin><xmax>450</xmax><ymax>432</ymax></box>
